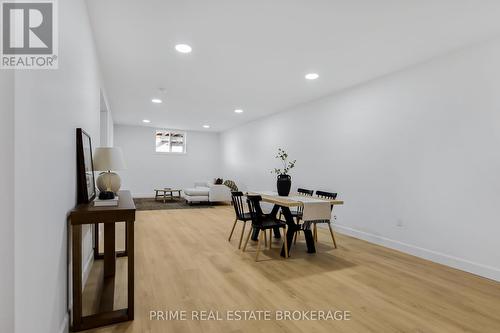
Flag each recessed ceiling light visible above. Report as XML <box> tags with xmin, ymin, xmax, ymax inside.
<box><xmin>305</xmin><ymin>73</ymin><xmax>319</xmax><ymax>80</ymax></box>
<box><xmin>151</xmin><ymin>98</ymin><xmax>162</xmax><ymax>104</ymax></box>
<box><xmin>203</xmin><ymin>124</ymin><xmax>210</xmax><ymax>129</ymax></box>
<box><xmin>175</xmin><ymin>44</ymin><xmax>192</xmax><ymax>53</ymax></box>
<box><xmin>234</xmin><ymin>109</ymin><xmax>244</xmax><ymax>114</ymax></box>
<box><xmin>142</xmin><ymin>119</ymin><xmax>151</xmax><ymax>123</ymax></box>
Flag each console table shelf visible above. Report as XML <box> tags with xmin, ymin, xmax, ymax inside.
<box><xmin>68</xmin><ymin>190</ymin><xmax>136</xmax><ymax>332</ymax></box>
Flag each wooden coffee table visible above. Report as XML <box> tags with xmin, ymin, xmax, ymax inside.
<box><xmin>154</xmin><ymin>188</ymin><xmax>182</xmax><ymax>203</ymax></box>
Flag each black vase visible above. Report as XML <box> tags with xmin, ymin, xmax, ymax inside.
<box><xmin>277</xmin><ymin>174</ymin><xmax>291</xmax><ymax>196</ymax></box>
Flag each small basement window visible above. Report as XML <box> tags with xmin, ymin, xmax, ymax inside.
<box><xmin>155</xmin><ymin>130</ymin><xmax>186</xmax><ymax>153</ymax></box>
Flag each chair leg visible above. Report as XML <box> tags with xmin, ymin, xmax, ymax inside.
<box><xmin>293</xmin><ymin>230</ymin><xmax>298</xmax><ymax>245</ymax></box>
<box><xmin>328</xmin><ymin>223</ymin><xmax>337</xmax><ymax>249</ymax></box>
<box><xmin>255</xmin><ymin>230</ymin><xmax>263</xmax><ymax>261</ymax></box>
<box><xmin>242</xmin><ymin>227</ymin><xmax>253</xmax><ymax>252</ymax></box>
<box><xmin>283</xmin><ymin>227</ymin><xmax>289</xmax><ymax>259</ymax></box>
<box><xmin>238</xmin><ymin>222</ymin><xmax>246</xmax><ymax>249</ymax></box>
<box><xmin>313</xmin><ymin>224</ymin><xmax>318</xmax><ymax>242</ymax></box>
<box><xmin>228</xmin><ymin>218</ymin><xmax>238</xmax><ymax>242</ymax></box>
<box><xmin>269</xmin><ymin>229</ymin><xmax>272</xmax><ymax>249</ymax></box>
<box><xmin>264</xmin><ymin>230</ymin><xmax>268</xmax><ymax>247</ymax></box>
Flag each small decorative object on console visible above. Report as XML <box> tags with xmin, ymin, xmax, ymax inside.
<box><xmin>99</xmin><ymin>191</ymin><xmax>115</xmax><ymax>200</ymax></box>
<box><xmin>94</xmin><ymin>147</ymin><xmax>127</xmax><ymax>199</ymax></box>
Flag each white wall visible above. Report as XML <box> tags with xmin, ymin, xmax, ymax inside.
<box><xmin>99</xmin><ymin>91</ymin><xmax>114</xmax><ymax>147</ymax></box>
<box><xmin>0</xmin><ymin>72</ymin><xmax>14</xmax><ymax>333</ymax></box>
<box><xmin>114</xmin><ymin>125</ymin><xmax>220</xmax><ymax>196</ymax></box>
<box><xmin>100</xmin><ymin>110</ymin><xmax>114</xmax><ymax>147</ymax></box>
<box><xmin>14</xmin><ymin>0</ymin><xmax>103</xmax><ymax>332</ymax></box>
<box><xmin>221</xmin><ymin>38</ymin><xmax>500</xmax><ymax>281</ymax></box>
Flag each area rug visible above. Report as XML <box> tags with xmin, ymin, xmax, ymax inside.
<box><xmin>133</xmin><ymin>198</ymin><xmax>214</xmax><ymax>211</ymax></box>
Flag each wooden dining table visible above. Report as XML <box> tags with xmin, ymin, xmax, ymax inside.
<box><xmin>248</xmin><ymin>192</ymin><xmax>344</xmax><ymax>256</ymax></box>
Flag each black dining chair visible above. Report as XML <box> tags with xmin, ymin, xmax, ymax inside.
<box><xmin>243</xmin><ymin>195</ymin><xmax>288</xmax><ymax>261</ymax></box>
<box><xmin>279</xmin><ymin>188</ymin><xmax>314</xmax><ymax>222</ymax></box>
<box><xmin>228</xmin><ymin>192</ymin><xmax>252</xmax><ymax>249</ymax></box>
<box><xmin>292</xmin><ymin>188</ymin><xmax>314</xmax><ymax>221</ymax></box>
<box><xmin>312</xmin><ymin>190</ymin><xmax>338</xmax><ymax>248</ymax></box>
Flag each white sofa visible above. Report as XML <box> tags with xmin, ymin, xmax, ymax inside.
<box><xmin>183</xmin><ymin>182</ymin><xmax>231</xmax><ymax>204</ymax></box>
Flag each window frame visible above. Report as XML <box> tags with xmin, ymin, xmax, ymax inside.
<box><xmin>154</xmin><ymin>129</ymin><xmax>187</xmax><ymax>155</ymax></box>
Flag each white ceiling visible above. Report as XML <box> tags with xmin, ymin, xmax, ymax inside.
<box><xmin>86</xmin><ymin>0</ymin><xmax>500</xmax><ymax>132</ymax></box>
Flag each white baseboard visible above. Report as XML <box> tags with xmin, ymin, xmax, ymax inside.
<box><xmin>58</xmin><ymin>313</ymin><xmax>69</xmax><ymax>333</ymax></box>
<box><xmin>334</xmin><ymin>224</ymin><xmax>500</xmax><ymax>282</ymax></box>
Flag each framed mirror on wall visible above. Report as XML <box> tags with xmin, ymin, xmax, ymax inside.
<box><xmin>76</xmin><ymin>128</ymin><xmax>96</xmax><ymax>203</ymax></box>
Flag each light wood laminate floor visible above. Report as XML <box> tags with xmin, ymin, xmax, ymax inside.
<box><xmin>83</xmin><ymin>206</ymin><xmax>500</xmax><ymax>333</ymax></box>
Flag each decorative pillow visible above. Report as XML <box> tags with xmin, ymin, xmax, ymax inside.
<box><xmin>214</xmin><ymin>178</ymin><xmax>223</xmax><ymax>185</ymax></box>
<box><xmin>223</xmin><ymin>180</ymin><xmax>238</xmax><ymax>192</ymax></box>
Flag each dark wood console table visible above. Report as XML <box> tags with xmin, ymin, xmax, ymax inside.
<box><xmin>69</xmin><ymin>190</ymin><xmax>136</xmax><ymax>332</ymax></box>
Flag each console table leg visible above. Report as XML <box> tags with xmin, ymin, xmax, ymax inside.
<box><xmin>72</xmin><ymin>224</ymin><xmax>82</xmax><ymax>329</ymax></box>
<box><xmin>93</xmin><ymin>223</ymin><xmax>100</xmax><ymax>259</ymax></box>
<box><xmin>104</xmin><ymin>223</ymin><xmax>116</xmax><ymax>278</ymax></box>
<box><xmin>127</xmin><ymin>220</ymin><xmax>135</xmax><ymax>319</ymax></box>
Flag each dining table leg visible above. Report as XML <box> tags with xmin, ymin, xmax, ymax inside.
<box><xmin>302</xmin><ymin>223</ymin><xmax>316</xmax><ymax>254</ymax></box>
<box><xmin>279</xmin><ymin>206</ymin><xmax>316</xmax><ymax>256</ymax></box>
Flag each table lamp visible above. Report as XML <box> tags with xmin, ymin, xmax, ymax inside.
<box><xmin>93</xmin><ymin>147</ymin><xmax>126</xmax><ymax>199</ymax></box>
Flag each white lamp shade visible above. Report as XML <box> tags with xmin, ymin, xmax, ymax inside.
<box><xmin>93</xmin><ymin>147</ymin><xmax>126</xmax><ymax>171</ymax></box>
